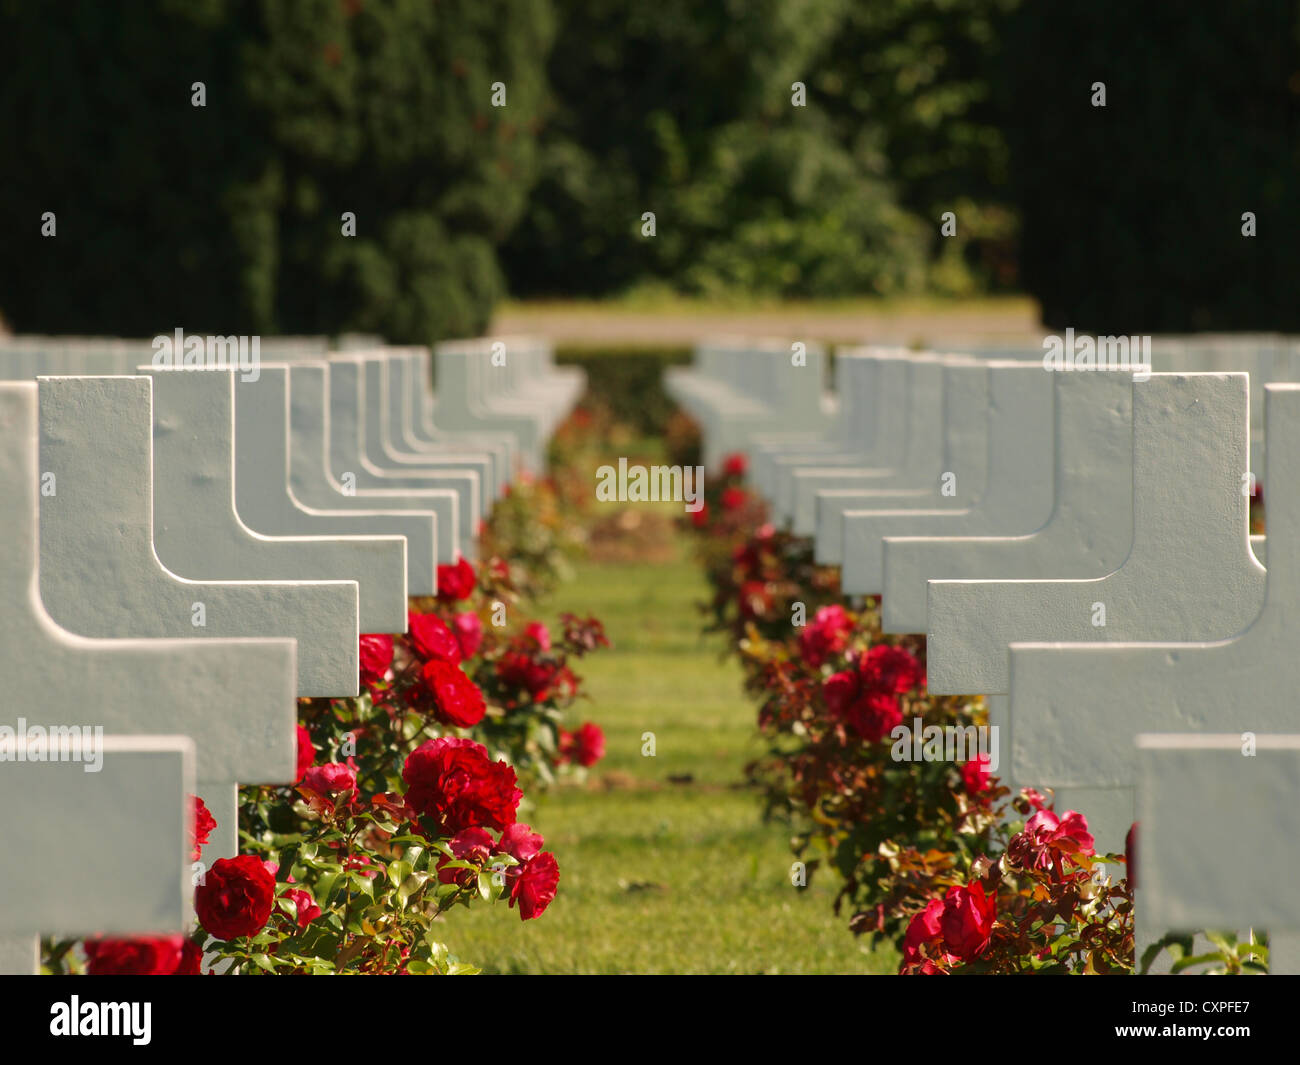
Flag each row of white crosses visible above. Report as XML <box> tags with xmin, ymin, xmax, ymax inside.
<box><xmin>667</xmin><ymin>335</ymin><xmax>1300</xmax><ymax>973</ymax></box>
<box><xmin>0</xmin><ymin>336</ymin><xmax>582</xmax><ymax>974</ymax></box>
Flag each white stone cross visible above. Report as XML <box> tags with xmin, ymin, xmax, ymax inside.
<box><xmin>342</xmin><ymin>353</ymin><xmax>495</xmax><ymax>518</ymax></box>
<box><xmin>144</xmin><ymin>365</ymin><xmax>407</xmax><ymax>634</ymax></box>
<box><xmin>285</xmin><ymin>362</ymin><xmax>460</xmax><ymax>565</ymax></box>
<box><xmin>37</xmin><ymin>374</ymin><xmax>359</xmax><ymax>697</ymax></box>
<box><xmin>235</xmin><ymin>364</ymin><xmax>439</xmax><ymax>599</ymax></box>
<box><xmin>773</xmin><ymin>353</ymin><xmax>954</xmax><ymax>527</ymax></box>
<box><xmin>0</xmin><ymin>380</ymin><xmax>297</xmax><ymax>972</ymax></box>
<box><xmin>1137</xmin><ymin>734</ymin><xmax>1300</xmax><ymax>973</ymax></box>
<box><xmin>386</xmin><ymin>349</ymin><xmax>511</xmax><ymax>497</ymax></box>
<box><xmin>876</xmin><ymin>367</ymin><xmax>1133</xmax><ymax>633</ymax></box>
<box><xmin>808</xmin><ymin>353</ymin><xmax>955</xmax><ymax>561</ymax></box>
<box><xmin>326</xmin><ymin>358</ymin><xmax>479</xmax><ymax>557</ymax></box>
<box><xmin>751</xmin><ymin>350</ymin><xmax>892</xmax><ymax>504</ymax></box>
<box><xmin>0</xmin><ymin>737</ymin><xmax>196</xmax><ymax>974</ymax></box>
<box><xmin>926</xmin><ymin>373</ymin><xmax>1264</xmax><ymax>697</ymax></box>
<box><xmin>434</xmin><ymin>342</ymin><xmax>544</xmax><ymax>473</ymax></box>
<box><xmin>1006</xmin><ymin>382</ymin><xmax>1300</xmax><ymax>828</ymax></box>
<box><xmin>836</xmin><ymin>360</ymin><xmax>1056</xmax><ymax>599</ymax></box>
<box><xmin>786</xmin><ymin>355</ymin><xmax>991</xmax><ymax>536</ymax></box>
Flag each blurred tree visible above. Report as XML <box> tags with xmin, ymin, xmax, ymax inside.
<box><xmin>1002</xmin><ymin>0</ymin><xmax>1300</xmax><ymax>332</ymax></box>
<box><xmin>0</xmin><ymin>0</ymin><xmax>554</xmax><ymax>340</ymax></box>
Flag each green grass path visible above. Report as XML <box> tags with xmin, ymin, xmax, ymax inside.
<box><xmin>439</xmin><ymin>533</ymin><xmax>893</xmax><ymax>974</ymax></box>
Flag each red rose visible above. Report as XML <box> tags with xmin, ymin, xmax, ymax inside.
<box><xmin>509</xmin><ymin>851</ymin><xmax>559</xmax><ymax>920</ymax></box>
<box><xmin>859</xmin><ymin>644</ymin><xmax>925</xmax><ymax>694</ymax></box>
<box><xmin>940</xmin><ymin>882</ymin><xmax>996</xmax><ymax>962</ymax></box>
<box><xmin>495</xmin><ymin>822</ymin><xmax>544</xmax><ymax>863</ymax></box>
<box><xmin>175</xmin><ymin>938</ymin><xmax>203</xmax><ymax>975</ymax></box>
<box><xmin>721</xmin><ymin>486</ymin><xmax>747</xmax><ymax>511</ymax></box>
<box><xmin>901</xmin><ymin>898</ymin><xmax>947</xmax><ymax>970</ymax></box>
<box><xmin>452</xmin><ymin>612</ymin><xmax>483</xmax><ymax>659</ymax></box>
<box><xmin>295</xmin><ymin>724</ymin><xmax>315</xmax><ymax>783</ymax></box>
<box><xmin>408</xmin><ymin>612</ymin><xmax>462</xmax><ymax>665</ymax></box>
<box><xmin>84</xmin><ymin>935</ymin><xmax>187</xmax><ymax>975</ymax></box>
<box><xmin>281</xmin><ymin>887</ymin><xmax>322</xmax><ymax>929</ymax></box>
<box><xmin>961</xmin><ymin>755</ymin><xmax>993</xmax><ymax>802</ymax></box>
<box><xmin>191</xmin><ymin>794</ymin><xmax>216</xmax><ymax>862</ymax></box>
<box><xmin>523</xmin><ymin>621</ymin><xmax>551</xmax><ymax>651</ymax></box>
<box><xmin>420</xmin><ymin>659</ymin><xmax>487</xmax><ymax>727</ymax></box>
<box><xmin>437</xmin><ymin>556</ymin><xmax>476</xmax><ymax>601</ymax></box>
<box><xmin>559</xmin><ymin>722</ymin><xmax>605</xmax><ymax>767</ymax></box>
<box><xmin>690</xmin><ymin>502</ymin><xmax>709</xmax><ymax>527</ymax></box>
<box><xmin>738</xmin><ymin>580</ymin><xmax>772</xmax><ymax>619</ymax></box>
<box><xmin>495</xmin><ymin>650</ymin><xmax>559</xmax><ymax>702</ymax></box>
<box><xmin>402</xmin><ymin>736</ymin><xmax>522</xmax><ymax>834</ymax></box>
<box><xmin>798</xmin><ymin>604</ymin><xmax>853</xmax><ymax>668</ymax></box>
<box><xmin>194</xmin><ymin>855</ymin><xmax>276</xmax><ymax>941</ymax></box>
<box><xmin>359</xmin><ymin>633</ymin><xmax>394</xmax><ymax>684</ymax></box>
<box><xmin>1012</xmin><ymin>809</ymin><xmax>1096</xmax><ymax>876</ymax></box>
<box><xmin>722</xmin><ymin>453</ymin><xmax>747</xmax><ymax>477</ymax></box>
<box><xmin>436</xmin><ymin>827</ymin><xmax>494</xmax><ymax>886</ymax></box>
<box><xmin>300</xmin><ymin>762</ymin><xmax>357</xmax><ymax>800</ymax></box>
<box><xmin>823</xmin><ymin>670</ymin><xmax>903</xmax><ymax>742</ymax></box>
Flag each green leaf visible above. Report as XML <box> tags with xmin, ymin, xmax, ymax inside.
<box><xmin>250</xmin><ymin>953</ymin><xmax>277</xmax><ymax>974</ymax></box>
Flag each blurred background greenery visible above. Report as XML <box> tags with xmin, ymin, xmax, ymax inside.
<box><xmin>1</xmin><ymin>0</ymin><xmax>1296</xmax><ymax>340</ymax></box>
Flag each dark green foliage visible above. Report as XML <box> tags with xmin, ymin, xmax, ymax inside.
<box><xmin>554</xmin><ymin>345</ymin><xmax>691</xmax><ymax>435</ymax></box>
<box><xmin>0</xmin><ymin>0</ymin><xmax>554</xmax><ymax>340</ymax></box>
<box><xmin>1002</xmin><ymin>1</ymin><xmax>1300</xmax><ymax>332</ymax></box>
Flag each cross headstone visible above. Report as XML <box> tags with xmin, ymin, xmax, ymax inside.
<box><xmin>876</xmin><ymin>368</ymin><xmax>1132</xmax><ymax>632</ymax></box>
<box><xmin>787</xmin><ymin>356</ymin><xmax>991</xmax><ymax>536</ymax></box>
<box><xmin>925</xmin><ymin>373</ymin><xmax>1264</xmax><ymax>697</ymax></box>
<box><xmin>387</xmin><ymin>349</ymin><xmax>511</xmax><ymax>498</ymax></box>
<box><xmin>1137</xmin><ymin>734</ymin><xmax>1300</xmax><ymax>974</ymax></box>
<box><xmin>0</xmin><ymin>736</ymin><xmax>195</xmax><ymax>973</ymax></box>
<box><xmin>38</xmin><ymin>374</ymin><xmax>360</xmax><ymax>696</ymax></box>
<box><xmin>145</xmin><ymin>365</ymin><xmax>408</xmax><ymax>634</ymax></box>
<box><xmin>286</xmin><ymin>362</ymin><xmax>461</xmax><ymax>564</ymax></box>
<box><xmin>836</xmin><ymin>360</ymin><xmax>1056</xmax><ymax>600</ymax></box>
<box><xmin>345</xmin><ymin>353</ymin><xmax>495</xmax><ymax>518</ymax></box>
<box><xmin>0</xmin><ymin>380</ymin><xmax>297</xmax><ymax>972</ymax></box>
<box><xmin>434</xmin><ymin>342</ymin><xmax>544</xmax><ymax>473</ymax></box>
<box><xmin>235</xmin><ymin>364</ymin><xmax>439</xmax><ymax>599</ymax></box>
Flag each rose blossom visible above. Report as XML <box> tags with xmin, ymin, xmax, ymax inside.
<box><xmin>961</xmin><ymin>755</ymin><xmax>993</xmax><ymax>801</ymax></box>
<box><xmin>84</xmin><ymin>935</ymin><xmax>188</xmax><ymax>975</ymax></box>
<box><xmin>295</xmin><ymin>724</ymin><xmax>316</xmax><ymax>782</ymax></box>
<box><xmin>858</xmin><ymin>644</ymin><xmax>925</xmax><ymax>694</ymax></box>
<box><xmin>408</xmin><ymin>612</ymin><xmax>462</xmax><ymax>665</ymax></box>
<box><xmin>436</xmin><ymin>827</ymin><xmax>495</xmax><ymax>887</ymax></box>
<box><xmin>194</xmin><ymin>855</ymin><xmax>276</xmax><ymax>941</ymax></box>
<box><xmin>359</xmin><ymin>633</ymin><xmax>394</xmax><ymax>684</ymax></box>
<box><xmin>722</xmin><ymin>453</ymin><xmax>747</xmax><ymax>477</ymax></box>
<box><xmin>509</xmin><ymin>851</ymin><xmax>560</xmax><ymax>921</ymax></box>
<box><xmin>559</xmin><ymin>722</ymin><xmax>605</xmax><ymax>767</ymax></box>
<box><xmin>300</xmin><ymin>762</ymin><xmax>358</xmax><ymax>800</ymax></box>
<box><xmin>452</xmin><ymin>612</ymin><xmax>483</xmax><ymax>658</ymax></box>
<box><xmin>402</xmin><ymin>736</ymin><xmax>522</xmax><ymax>834</ymax></box>
<box><xmin>1011</xmin><ymin>809</ymin><xmax>1096</xmax><ymax>875</ymax></box>
<box><xmin>721</xmin><ymin>486</ymin><xmax>747</xmax><ymax>511</ymax></box>
<box><xmin>940</xmin><ymin>881</ymin><xmax>996</xmax><ymax>962</ymax></box>
<box><xmin>798</xmin><ymin>604</ymin><xmax>853</xmax><ymax>668</ymax></box>
<box><xmin>282</xmin><ymin>887</ymin><xmax>322</xmax><ymax>929</ymax></box>
<box><xmin>420</xmin><ymin>659</ymin><xmax>487</xmax><ymax>727</ymax></box>
<box><xmin>523</xmin><ymin>621</ymin><xmax>551</xmax><ymax>651</ymax></box>
<box><xmin>436</xmin><ymin>556</ymin><xmax>476</xmax><ymax>601</ymax></box>
<box><xmin>823</xmin><ymin>670</ymin><xmax>904</xmax><ymax>742</ymax></box>
<box><xmin>191</xmin><ymin>794</ymin><xmax>216</xmax><ymax>862</ymax></box>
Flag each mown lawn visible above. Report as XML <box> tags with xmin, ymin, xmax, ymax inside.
<box><xmin>438</xmin><ymin>531</ymin><xmax>894</xmax><ymax>974</ymax></box>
